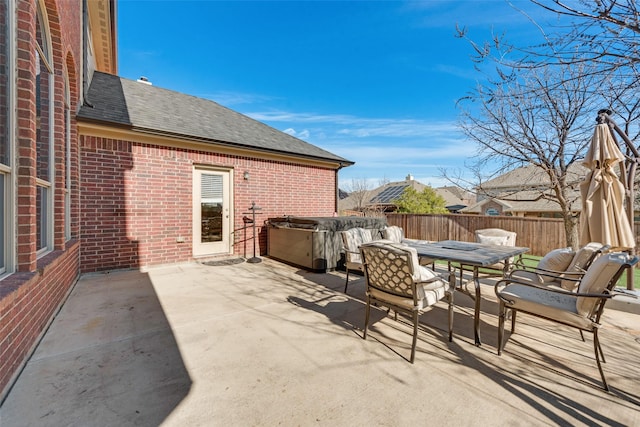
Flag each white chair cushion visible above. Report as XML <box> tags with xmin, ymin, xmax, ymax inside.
<box><xmin>498</xmin><ymin>284</ymin><xmax>593</xmax><ymax>330</ymax></box>
<box><xmin>576</xmin><ymin>253</ymin><xmax>628</xmax><ymax>316</ymax></box>
<box><xmin>477</xmin><ymin>234</ymin><xmax>508</xmax><ymax>246</ymax></box>
<box><xmin>383</xmin><ymin>226</ymin><xmax>404</xmax><ymax>243</ymax></box>
<box><xmin>536</xmin><ymin>248</ymin><xmax>575</xmax><ymax>283</ymax></box>
<box><xmin>342</xmin><ymin>228</ymin><xmax>373</xmax><ymax>264</ymax></box>
<box><xmin>361</xmin><ymin>242</ymin><xmax>447</xmax><ymax>310</ymax></box>
<box><xmin>475</xmin><ymin>228</ymin><xmax>517</xmax><ymax>247</ymax></box>
<box><xmin>560</xmin><ymin>242</ymin><xmax>602</xmax><ymax>291</ymax></box>
<box><xmin>509</xmin><ymin>269</ymin><xmax>544</xmax><ymax>285</ymax></box>
<box><xmin>475</xmin><ymin>228</ymin><xmax>517</xmax><ymax>269</ymax></box>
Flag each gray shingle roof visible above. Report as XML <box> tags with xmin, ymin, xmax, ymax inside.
<box><xmin>479</xmin><ymin>163</ymin><xmax>588</xmax><ymax>190</ymax></box>
<box><xmin>77</xmin><ymin>72</ymin><xmax>353</xmax><ymax>165</ymax></box>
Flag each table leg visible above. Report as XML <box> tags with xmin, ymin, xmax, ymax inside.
<box><xmin>473</xmin><ymin>266</ymin><xmax>481</xmax><ymax>346</ymax></box>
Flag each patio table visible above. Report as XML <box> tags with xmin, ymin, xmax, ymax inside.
<box><xmin>405</xmin><ymin>240</ymin><xmax>530</xmax><ymax>347</ymax></box>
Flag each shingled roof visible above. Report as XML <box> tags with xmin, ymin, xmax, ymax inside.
<box><xmin>77</xmin><ymin>72</ymin><xmax>353</xmax><ymax>166</ymax></box>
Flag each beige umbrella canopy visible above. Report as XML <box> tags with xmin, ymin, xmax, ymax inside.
<box><xmin>580</xmin><ymin>123</ymin><xmax>635</xmax><ymax>251</ymax></box>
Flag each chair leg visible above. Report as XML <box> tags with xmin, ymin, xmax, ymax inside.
<box><xmin>344</xmin><ymin>269</ymin><xmax>350</xmax><ymax>293</ymax></box>
<box><xmin>593</xmin><ymin>329</ymin><xmax>610</xmax><ymax>391</ymax></box>
<box><xmin>363</xmin><ymin>297</ymin><xmax>371</xmax><ymax>340</ymax></box>
<box><xmin>448</xmin><ymin>290</ymin><xmax>454</xmax><ymax>342</ymax></box>
<box><xmin>510</xmin><ymin>310</ymin><xmax>517</xmax><ymax>334</ymax></box>
<box><xmin>410</xmin><ymin>311</ymin><xmax>419</xmax><ymax>363</ymax></box>
<box><xmin>579</xmin><ymin>330</ymin><xmax>586</xmax><ymax>342</ymax></box>
<box><xmin>596</xmin><ymin>333</ymin><xmax>607</xmax><ymax>364</ymax></box>
<box><xmin>498</xmin><ymin>302</ymin><xmax>506</xmax><ymax>355</ymax></box>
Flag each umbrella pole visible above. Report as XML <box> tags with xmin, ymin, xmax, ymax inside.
<box><xmin>598</xmin><ymin>110</ymin><xmax>638</xmax><ymax>290</ymax></box>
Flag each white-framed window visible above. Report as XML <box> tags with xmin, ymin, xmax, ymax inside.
<box><xmin>64</xmin><ymin>72</ymin><xmax>70</xmax><ymax>241</ymax></box>
<box><xmin>1</xmin><ymin>0</ymin><xmax>15</xmax><ymax>276</ymax></box>
<box><xmin>485</xmin><ymin>208</ymin><xmax>500</xmax><ymax>216</ymax></box>
<box><xmin>35</xmin><ymin>1</ymin><xmax>53</xmax><ymax>254</ymax></box>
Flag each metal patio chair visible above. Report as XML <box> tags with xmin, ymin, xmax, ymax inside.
<box><xmin>495</xmin><ymin>252</ymin><xmax>639</xmax><ymax>391</ymax></box>
<box><xmin>340</xmin><ymin>228</ymin><xmax>374</xmax><ymax>293</ymax></box>
<box><xmin>510</xmin><ymin>242</ymin><xmax>609</xmax><ymax>291</ymax></box>
<box><xmin>359</xmin><ymin>241</ymin><xmax>454</xmax><ymax>363</ymax></box>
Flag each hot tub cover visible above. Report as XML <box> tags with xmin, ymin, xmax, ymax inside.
<box><xmin>267</xmin><ymin>216</ymin><xmax>388</xmax><ymax>231</ymax></box>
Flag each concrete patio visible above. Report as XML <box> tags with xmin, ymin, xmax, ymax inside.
<box><xmin>1</xmin><ymin>257</ymin><xmax>640</xmax><ymax>426</ymax></box>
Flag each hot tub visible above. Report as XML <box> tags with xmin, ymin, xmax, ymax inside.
<box><xmin>267</xmin><ymin>216</ymin><xmax>388</xmax><ymax>272</ymax></box>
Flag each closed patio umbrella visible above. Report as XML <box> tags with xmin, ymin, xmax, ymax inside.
<box><xmin>580</xmin><ymin>123</ymin><xmax>635</xmax><ymax>251</ymax></box>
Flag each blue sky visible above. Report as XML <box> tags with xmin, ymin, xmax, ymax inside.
<box><xmin>117</xmin><ymin>0</ymin><xmax>546</xmax><ymax>189</ymax></box>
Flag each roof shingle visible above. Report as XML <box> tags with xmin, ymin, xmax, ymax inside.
<box><xmin>78</xmin><ymin>72</ymin><xmax>353</xmax><ymax>165</ymax></box>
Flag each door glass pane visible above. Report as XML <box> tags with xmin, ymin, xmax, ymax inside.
<box><xmin>201</xmin><ymin>174</ymin><xmax>223</xmax><ymax>243</ymax></box>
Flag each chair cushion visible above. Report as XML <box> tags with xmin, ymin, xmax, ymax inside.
<box><xmin>382</xmin><ymin>226</ymin><xmax>404</xmax><ymax>243</ymax></box>
<box><xmin>509</xmin><ymin>269</ymin><xmax>544</xmax><ymax>285</ymax></box>
<box><xmin>536</xmin><ymin>248</ymin><xmax>575</xmax><ymax>283</ymax></box>
<box><xmin>361</xmin><ymin>242</ymin><xmax>447</xmax><ymax>310</ymax></box>
<box><xmin>477</xmin><ymin>234</ymin><xmax>509</xmax><ymax>246</ymax></box>
<box><xmin>576</xmin><ymin>253</ymin><xmax>628</xmax><ymax>316</ymax></box>
<box><xmin>475</xmin><ymin>229</ymin><xmax>517</xmax><ymax>270</ymax></box>
<box><xmin>560</xmin><ymin>242</ymin><xmax>602</xmax><ymax>290</ymax></box>
<box><xmin>368</xmin><ymin>279</ymin><xmax>446</xmax><ymax>310</ymax></box>
<box><xmin>341</xmin><ymin>228</ymin><xmax>374</xmax><ymax>264</ymax></box>
<box><xmin>498</xmin><ymin>283</ymin><xmax>593</xmax><ymax>330</ymax></box>
<box><xmin>475</xmin><ymin>228</ymin><xmax>517</xmax><ymax>247</ymax></box>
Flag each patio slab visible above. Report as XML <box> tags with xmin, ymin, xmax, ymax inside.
<box><xmin>1</xmin><ymin>258</ymin><xmax>640</xmax><ymax>426</ymax></box>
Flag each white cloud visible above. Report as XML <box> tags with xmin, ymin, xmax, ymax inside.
<box><xmin>243</xmin><ymin>108</ymin><xmax>479</xmax><ymax>189</ymax></box>
<box><xmin>298</xmin><ymin>129</ymin><xmax>310</xmax><ymax>139</ymax></box>
<box><xmin>282</xmin><ymin>128</ymin><xmax>310</xmax><ymax>139</ymax></box>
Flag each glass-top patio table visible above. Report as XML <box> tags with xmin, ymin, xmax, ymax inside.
<box><xmin>405</xmin><ymin>240</ymin><xmax>530</xmax><ymax>347</ymax></box>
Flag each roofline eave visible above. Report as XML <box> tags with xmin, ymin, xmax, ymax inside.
<box><xmin>76</xmin><ymin>119</ymin><xmax>354</xmax><ymax>169</ymax></box>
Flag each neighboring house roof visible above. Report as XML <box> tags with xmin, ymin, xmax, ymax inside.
<box><xmin>478</xmin><ymin>163</ymin><xmax>589</xmax><ymax>192</ymax></box>
<box><xmin>462</xmin><ymin>189</ymin><xmax>584</xmax><ymax>214</ymax></box>
<box><xmin>77</xmin><ymin>72</ymin><xmax>354</xmax><ymax>166</ymax></box>
<box><xmin>338</xmin><ymin>177</ymin><xmax>473</xmax><ymax>212</ymax></box>
<box><xmin>436</xmin><ymin>186</ymin><xmax>475</xmax><ymax>210</ymax></box>
<box><xmin>462</xmin><ymin>164</ymin><xmax>588</xmax><ymax>214</ymax></box>
<box><xmin>370</xmin><ymin>183</ymin><xmax>415</xmax><ymax>204</ymax></box>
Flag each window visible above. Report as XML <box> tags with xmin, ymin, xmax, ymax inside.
<box><xmin>0</xmin><ymin>0</ymin><xmax>12</xmax><ymax>275</ymax></box>
<box><xmin>64</xmin><ymin>74</ymin><xmax>70</xmax><ymax>240</ymax></box>
<box><xmin>485</xmin><ymin>208</ymin><xmax>500</xmax><ymax>216</ymax></box>
<box><xmin>35</xmin><ymin>2</ymin><xmax>53</xmax><ymax>254</ymax></box>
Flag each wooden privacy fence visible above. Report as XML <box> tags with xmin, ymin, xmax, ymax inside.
<box><xmin>385</xmin><ymin>213</ymin><xmax>640</xmax><ymax>257</ymax></box>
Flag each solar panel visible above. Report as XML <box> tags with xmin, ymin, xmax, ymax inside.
<box><xmin>371</xmin><ymin>184</ymin><xmax>408</xmax><ymax>204</ymax></box>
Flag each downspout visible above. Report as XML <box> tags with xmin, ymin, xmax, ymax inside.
<box><xmin>335</xmin><ymin>163</ymin><xmax>346</xmax><ymax>215</ymax></box>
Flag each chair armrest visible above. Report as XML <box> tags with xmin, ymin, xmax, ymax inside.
<box><xmin>495</xmin><ymin>277</ymin><xmax>616</xmax><ymax>299</ymax></box>
<box><xmin>511</xmin><ymin>254</ymin><xmax>531</xmax><ymax>269</ymax></box>
<box><xmin>417</xmin><ymin>274</ymin><xmax>456</xmax><ymax>293</ymax></box>
<box><xmin>508</xmin><ymin>267</ymin><xmax>585</xmax><ymax>282</ymax></box>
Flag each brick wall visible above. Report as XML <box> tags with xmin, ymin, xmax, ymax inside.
<box><xmin>0</xmin><ymin>241</ymin><xmax>80</xmax><ymax>399</ymax></box>
<box><xmin>1</xmin><ymin>0</ymin><xmax>83</xmax><ymax>399</ymax></box>
<box><xmin>79</xmin><ymin>136</ymin><xmax>338</xmax><ymax>272</ymax></box>
<box><xmin>0</xmin><ymin>241</ymin><xmax>79</xmax><ymax>400</ymax></box>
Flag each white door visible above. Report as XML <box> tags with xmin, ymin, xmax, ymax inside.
<box><xmin>193</xmin><ymin>168</ymin><xmax>231</xmax><ymax>256</ymax></box>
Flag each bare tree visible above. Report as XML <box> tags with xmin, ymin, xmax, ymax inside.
<box><xmin>344</xmin><ymin>178</ymin><xmax>373</xmax><ymax>212</ymax></box>
<box><xmin>458</xmin><ymin>1</ymin><xmax>640</xmax><ymax>76</ymax></box>
<box><xmin>528</xmin><ymin>0</ymin><xmax>640</xmax><ymax>70</ymax></box>
<box><xmin>458</xmin><ymin>62</ymin><xmax>601</xmax><ymax>247</ymax></box>
<box><xmin>453</xmin><ymin>0</ymin><xmax>640</xmax><ymax>247</ymax></box>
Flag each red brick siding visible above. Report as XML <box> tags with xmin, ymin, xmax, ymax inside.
<box><xmin>0</xmin><ymin>241</ymin><xmax>80</xmax><ymax>400</ymax></box>
<box><xmin>1</xmin><ymin>0</ymin><xmax>83</xmax><ymax>399</ymax></box>
<box><xmin>80</xmin><ymin>137</ymin><xmax>337</xmax><ymax>272</ymax></box>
